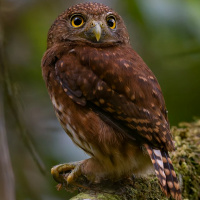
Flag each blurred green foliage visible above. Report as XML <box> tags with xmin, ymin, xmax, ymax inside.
<box><xmin>0</xmin><ymin>0</ymin><xmax>200</xmax><ymax>199</ymax></box>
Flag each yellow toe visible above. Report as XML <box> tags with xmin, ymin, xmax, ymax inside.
<box><xmin>67</xmin><ymin>174</ymin><xmax>74</xmax><ymax>184</ymax></box>
<box><xmin>51</xmin><ymin>167</ymin><xmax>58</xmax><ymax>176</ymax></box>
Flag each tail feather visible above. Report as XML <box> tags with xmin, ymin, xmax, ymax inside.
<box><xmin>161</xmin><ymin>151</ymin><xmax>182</xmax><ymax>200</ymax></box>
<box><xmin>144</xmin><ymin>144</ymin><xmax>181</xmax><ymax>200</ymax></box>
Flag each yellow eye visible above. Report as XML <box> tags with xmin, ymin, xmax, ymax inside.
<box><xmin>107</xmin><ymin>16</ymin><xmax>116</xmax><ymax>29</ymax></box>
<box><xmin>71</xmin><ymin>15</ymin><xmax>84</xmax><ymax>28</ymax></box>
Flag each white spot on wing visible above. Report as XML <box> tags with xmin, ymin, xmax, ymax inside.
<box><xmin>51</xmin><ymin>96</ymin><xmax>63</xmax><ymax>111</ymax></box>
<box><xmin>153</xmin><ymin>149</ymin><xmax>164</xmax><ymax>169</ymax></box>
<box><xmin>51</xmin><ymin>96</ymin><xmax>57</xmax><ymax>107</ymax></box>
<box><xmin>68</xmin><ymin>49</ymin><xmax>75</xmax><ymax>53</ymax></box>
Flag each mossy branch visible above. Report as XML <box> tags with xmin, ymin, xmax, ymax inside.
<box><xmin>55</xmin><ymin>120</ymin><xmax>200</xmax><ymax>200</ymax></box>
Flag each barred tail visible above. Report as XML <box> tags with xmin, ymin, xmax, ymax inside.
<box><xmin>144</xmin><ymin>144</ymin><xmax>182</xmax><ymax>200</ymax></box>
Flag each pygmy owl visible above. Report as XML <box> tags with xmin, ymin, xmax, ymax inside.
<box><xmin>42</xmin><ymin>2</ymin><xmax>181</xmax><ymax>200</ymax></box>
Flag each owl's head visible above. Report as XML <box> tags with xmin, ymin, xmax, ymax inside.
<box><xmin>47</xmin><ymin>2</ymin><xmax>130</xmax><ymax>48</ymax></box>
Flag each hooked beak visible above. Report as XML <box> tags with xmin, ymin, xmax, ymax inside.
<box><xmin>93</xmin><ymin>23</ymin><xmax>101</xmax><ymax>42</ymax></box>
<box><xmin>89</xmin><ymin>21</ymin><xmax>102</xmax><ymax>42</ymax></box>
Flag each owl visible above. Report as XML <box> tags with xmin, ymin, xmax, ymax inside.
<box><xmin>42</xmin><ymin>2</ymin><xmax>181</xmax><ymax>200</ymax></box>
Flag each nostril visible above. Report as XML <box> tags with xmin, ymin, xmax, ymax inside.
<box><xmin>91</xmin><ymin>22</ymin><xmax>95</xmax><ymax>27</ymax></box>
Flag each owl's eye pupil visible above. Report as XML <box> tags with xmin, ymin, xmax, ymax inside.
<box><xmin>74</xmin><ymin>17</ymin><xmax>82</xmax><ymax>26</ymax></box>
<box><xmin>71</xmin><ymin>15</ymin><xmax>84</xmax><ymax>28</ymax></box>
<box><xmin>107</xmin><ymin>17</ymin><xmax>116</xmax><ymax>29</ymax></box>
<box><xmin>107</xmin><ymin>19</ymin><xmax>114</xmax><ymax>27</ymax></box>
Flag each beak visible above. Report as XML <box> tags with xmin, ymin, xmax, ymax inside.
<box><xmin>91</xmin><ymin>21</ymin><xmax>102</xmax><ymax>42</ymax></box>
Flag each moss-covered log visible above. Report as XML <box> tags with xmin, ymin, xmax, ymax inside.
<box><xmin>54</xmin><ymin>120</ymin><xmax>200</xmax><ymax>200</ymax></box>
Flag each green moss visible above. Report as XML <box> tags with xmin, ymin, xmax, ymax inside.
<box><xmin>70</xmin><ymin>191</ymin><xmax>122</xmax><ymax>200</ymax></box>
<box><xmin>170</xmin><ymin>120</ymin><xmax>200</xmax><ymax>200</ymax></box>
<box><xmin>70</xmin><ymin>192</ymin><xmax>97</xmax><ymax>200</ymax></box>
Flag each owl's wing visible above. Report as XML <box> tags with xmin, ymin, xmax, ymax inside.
<box><xmin>54</xmin><ymin>45</ymin><xmax>174</xmax><ymax>151</ymax></box>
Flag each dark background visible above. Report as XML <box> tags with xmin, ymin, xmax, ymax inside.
<box><xmin>0</xmin><ymin>0</ymin><xmax>200</xmax><ymax>199</ymax></box>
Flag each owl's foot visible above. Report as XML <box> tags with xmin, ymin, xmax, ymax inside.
<box><xmin>51</xmin><ymin>158</ymin><xmax>107</xmax><ymax>188</ymax></box>
<box><xmin>51</xmin><ymin>158</ymin><xmax>134</xmax><ymax>193</ymax></box>
<box><xmin>51</xmin><ymin>160</ymin><xmax>84</xmax><ymax>184</ymax></box>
